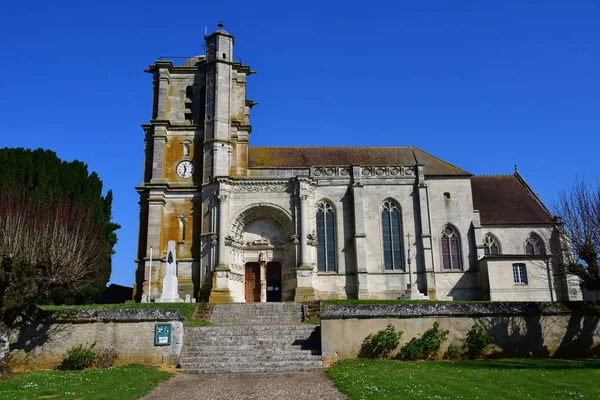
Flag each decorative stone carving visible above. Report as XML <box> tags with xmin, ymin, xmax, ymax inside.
<box><xmin>249</xmin><ymin>239</ymin><xmax>270</xmax><ymax>246</ymax></box>
<box><xmin>217</xmin><ymin>194</ymin><xmax>228</xmax><ymax>203</ymax></box>
<box><xmin>312</xmin><ymin>165</ymin><xmax>417</xmax><ymax>179</ymax></box>
<box><xmin>229</xmin><ymin>181</ymin><xmax>288</xmax><ymax>192</ymax></box>
<box><xmin>307</xmin><ymin>232</ymin><xmax>317</xmax><ymax>246</ymax></box>
<box><xmin>231</xmin><ymin>205</ymin><xmax>294</xmax><ymax>242</ymax></box>
<box><xmin>298</xmin><ymin>178</ymin><xmax>317</xmax><ymax>192</ymax></box>
<box><xmin>297</xmin><ymin>269</ymin><xmax>313</xmax><ymax>278</ymax></box>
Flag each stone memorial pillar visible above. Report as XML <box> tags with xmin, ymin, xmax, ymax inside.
<box><xmin>158</xmin><ymin>240</ymin><xmax>183</xmax><ymax>303</ymax></box>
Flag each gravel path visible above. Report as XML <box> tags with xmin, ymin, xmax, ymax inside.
<box><xmin>141</xmin><ymin>370</ymin><xmax>347</xmax><ymax>400</ymax></box>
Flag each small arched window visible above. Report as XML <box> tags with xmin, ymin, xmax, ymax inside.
<box><xmin>441</xmin><ymin>225</ymin><xmax>462</xmax><ymax>270</ymax></box>
<box><xmin>525</xmin><ymin>233</ymin><xmax>545</xmax><ymax>256</ymax></box>
<box><xmin>381</xmin><ymin>200</ymin><xmax>403</xmax><ymax>271</ymax></box>
<box><xmin>483</xmin><ymin>234</ymin><xmax>500</xmax><ymax>255</ymax></box>
<box><xmin>316</xmin><ymin>201</ymin><xmax>336</xmax><ymax>272</ymax></box>
<box><xmin>184</xmin><ymin>86</ymin><xmax>194</xmax><ymax>123</ymax></box>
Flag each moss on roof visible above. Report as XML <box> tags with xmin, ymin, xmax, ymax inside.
<box><xmin>248</xmin><ymin>146</ymin><xmax>471</xmax><ymax>176</ymax></box>
<box><xmin>472</xmin><ymin>174</ymin><xmax>553</xmax><ymax>225</ymax></box>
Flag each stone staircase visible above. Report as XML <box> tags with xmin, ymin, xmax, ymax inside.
<box><xmin>179</xmin><ymin>303</ymin><xmax>323</xmax><ymax>374</ymax></box>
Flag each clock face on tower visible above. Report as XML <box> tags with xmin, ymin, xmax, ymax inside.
<box><xmin>176</xmin><ymin>160</ymin><xmax>195</xmax><ymax>179</ymax></box>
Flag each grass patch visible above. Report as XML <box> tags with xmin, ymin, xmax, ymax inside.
<box><xmin>303</xmin><ymin>316</ymin><xmax>321</xmax><ymax>325</ymax></box>
<box><xmin>39</xmin><ymin>303</ymin><xmax>208</xmax><ymax>326</ymax></box>
<box><xmin>328</xmin><ymin>358</ymin><xmax>600</xmax><ymax>399</ymax></box>
<box><xmin>0</xmin><ymin>364</ymin><xmax>172</xmax><ymax>400</ymax></box>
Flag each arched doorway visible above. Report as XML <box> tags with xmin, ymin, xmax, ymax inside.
<box><xmin>231</xmin><ymin>204</ymin><xmax>297</xmax><ymax>302</ymax></box>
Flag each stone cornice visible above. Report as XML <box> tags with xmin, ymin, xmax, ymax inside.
<box><xmin>321</xmin><ymin>302</ymin><xmax>597</xmax><ymax>320</ymax></box>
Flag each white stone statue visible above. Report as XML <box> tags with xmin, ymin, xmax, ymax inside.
<box><xmin>158</xmin><ymin>240</ymin><xmax>183</xmax><ymax>302</ymax></box>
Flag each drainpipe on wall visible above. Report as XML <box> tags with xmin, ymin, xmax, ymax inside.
<box><xmin>546</xmin><ymin>258</ymin><xmax>554</xmax><ymax>302</ymax></box>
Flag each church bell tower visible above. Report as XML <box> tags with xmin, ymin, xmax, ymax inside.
<box><xmin>134</xmin><ymin>23</ymin><xmax>255</xmax><ymax>302</ymax></box>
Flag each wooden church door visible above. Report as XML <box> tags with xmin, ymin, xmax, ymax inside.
<box><xmin>245</xmin><ymin>262</ymin><xmax>260</xmax><ymax>302</ymax></box>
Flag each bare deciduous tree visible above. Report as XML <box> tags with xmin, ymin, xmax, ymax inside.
<box><xmin>552</xmin><ymin>180</ymin><xmax>600</xmax><ymax>292</ymax></box>
<box><xmin>0</xmin><ymin>192</ymin><xmax>109</xmax><ymax>378</ymax></box>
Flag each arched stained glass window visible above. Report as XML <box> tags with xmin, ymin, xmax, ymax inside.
<box><xmin>525</xmin><ymin>233</ymin><xmax>545</xmax><ymax>256</ymax></box>
<box><xmin>316</xmin><ymin>201</ymin><xmax>336</xmax><ymax>272</ymax></box>
<box><xmin>441</xmin><ymin>225</ymin><xmax>462</xmax><ymax>270</ymax></box>
<box><xmin>483</xmin><ymin>234</ymin><xmax>500</xmax><ymax>255</ymax></box>
<box><xmin>381</xmin><ymin>200</ymin><xmax>403</xmax><ymax>270</ymax></box>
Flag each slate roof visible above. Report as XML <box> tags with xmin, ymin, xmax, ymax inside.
<box><xmin>471</xmin><ymin>174</ymin><xmax>553</xmax><ymax>225</ymax></box>
<box><xmin>247</xmin><ymin>146</ymin><xmax>471</xmax><ymax>176</ymax></box>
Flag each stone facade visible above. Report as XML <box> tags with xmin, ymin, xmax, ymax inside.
<box><xmin>134</xmin><ymin>25</ymin><xmax>579</xmax><ymax>303</ymax></box>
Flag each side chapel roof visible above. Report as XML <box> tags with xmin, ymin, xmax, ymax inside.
<box><xmin>247</xmin><ymin>146</ymin><xmax>471</xmax><ymax>176</ymax></box>
<box><xmin>471</xmin><ymin>174</ymin><xmax>554</xmax><ymax>225</ymax></box>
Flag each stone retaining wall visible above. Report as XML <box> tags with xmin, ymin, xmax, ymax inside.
<box><xmin>321</xmin><ymin>302</ymin><xmax>600</xmax><ymax>364</ymax></box>
<box><xmin>9</xmin><ymin>308</ymin><xmax>184</xmax><ymax>371</ymax></box>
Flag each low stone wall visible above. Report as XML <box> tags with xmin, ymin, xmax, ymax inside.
<box><xmin>9</xmin><ymin>308</ymin><xmax>184</xmax><ymax>371</ymax></box>
<box><xmin>321</xmin><ymin>302</ymin><xmax>600</xmax><ymax>364</ymax></box>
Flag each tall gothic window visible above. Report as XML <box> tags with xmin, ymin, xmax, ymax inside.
<box><xmin>316</xmin><ymin>201</ymin><xmax>336</xmax><ymax>272</ymax></box>
<box><xmin>525</xmin><ymin>233</ymin><xmax>545</xmax><ymax>256</ymax></box>
<box><xmin>381</xmin><ymin>200</ymin><xmax>403</xmax><ymax>270</ymax></box>
<box><xmin>441</xmin><ymin>225</ymin><xmax>462</xmax><ymax>270</ymax></box>
<box><xmin>483</xmin><ymin>234</ymin><xmax>500</xmax><ymax>255</ymax></box>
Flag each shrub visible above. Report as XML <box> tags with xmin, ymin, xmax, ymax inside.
<box><xmin>465</xmin><ymin>325</ymin><xmax>494</xmax><ymax>359</ymax></box>
<box><xmin>399</xmin><ymin>321</ymin><xmax>449</xmax><ymax>361</ymax></box>
<box><xmin>358</xmin><ymin>324</ymin><xmax>403</xmax><ymax>359</ymax></box>
<box><xmin>444</xmin><ymin>344</ymin><xmax>462</xmax><ymax>360</ymax></box>
<box><xmin>57</xmin><ymin>343</ymin><xmax>96</xmax><ymax>370</ymax></box>
<box><xmin>399</xmin><ymin>337</ymin><xmax>425</xmax><ymax>361</ymax></box>
<box><xmin>94</xmin><ymin>347</ymin><xmax>118</xmax><ymax>369</ymax></box>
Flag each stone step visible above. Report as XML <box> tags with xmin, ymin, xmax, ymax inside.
<box><xmin>180</xmin><ymin>348</ymin><xmax>320</xmax><ymax>356</ymax></box>
<box><xmin>180</xmin><ymin>360</ymin><xmax>324</xmax><ymax>374</ymax></box>
<box><xmin>179</xmin><ymin>303</ymin><xmax>321</xmax><ymax>374</ymax></box>
<box><xmin>184</xmin><ymin>332</ymin><xmax>316</xmax><ymax>340</ymax></box>
<box><xmin>183</xmin><ymin>339</ymin><xmax>317</xmax><ymax>348</ymax></box>
<box><xmin>180</xmin><ymin>353</ymin><xmax>322</xmax><ymax>363</ymax></box>
<box><xmin>182</xmin><ymin>342</ymin><xmax>319</xmax><ymax>352</ymax></box>
<box><xmin>185</xmin><ymin>325</ymin><xmax>316</xmax><ymax>334</ymax></box>
<box><xmin>183</xmin><ymin>365</ymin><xmax>324</xmax><ymax>374</ymax></box>
<box><xmin>210</xmin><ymin>303</ymin><xmax>304</xmax><ymax>325</ymax></box>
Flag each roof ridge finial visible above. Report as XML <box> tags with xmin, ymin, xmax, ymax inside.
<box><xmin>218</xmin><ymin>21</ymin><xmax>224</xmax><ymax>29</ymax></box>
<box><xmin>514</xmin><ymin>164</ymin><xmax>518</xmax><ymax>173</ymax></box>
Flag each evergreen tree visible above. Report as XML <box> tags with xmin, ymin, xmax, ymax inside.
<box><xmin>0</xmin><ymin>147</ymin><xmax>120</xmax><ymax>304</ymax></box>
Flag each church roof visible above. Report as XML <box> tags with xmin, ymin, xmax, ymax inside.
<box><xmin>247</xmin><ymin>146</ymin><xmax>471</xmax><ymax>176</ymax></box>
<box><xmin>471</xmin><ymin>174</ymin><xmax>554</xmax><ymax>225</ymax></box>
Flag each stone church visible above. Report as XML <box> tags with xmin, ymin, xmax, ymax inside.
<box><xmin>134</xmin><ymin>24</ymin><xmax>580</xmax><ymax>303</ymax></box>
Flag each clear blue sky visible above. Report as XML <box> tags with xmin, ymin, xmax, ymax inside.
<box><xmin>1</xmin><ymin>1</ymin><xmax>598</xmax><ymax>287</ymax></box>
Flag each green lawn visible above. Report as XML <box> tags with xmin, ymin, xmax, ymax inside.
<box><xmin>0</xmin><ymin>364</ymin><xmax>172</xmax><ymax>400</ymax></box>
<box><xmin>328</xmin><ymin>358</ymin><xmax>600</xmax><ymax>399</ymax></box>
<box><xmin>40</xmin><ymin>303</ymin><xmax>210</xmax><ymax>326</ymax></box>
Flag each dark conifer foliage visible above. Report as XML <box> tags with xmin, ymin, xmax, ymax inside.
<box><xmin>0</xmin><ymin>147</ymin><xmax>120</xmax><ymax>304</ymax></box>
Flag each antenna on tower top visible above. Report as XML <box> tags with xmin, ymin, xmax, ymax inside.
<box><xmin>204</xmin><ymin>26</ymin><xmax>207</xmax><ymax>36</ymax></box>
